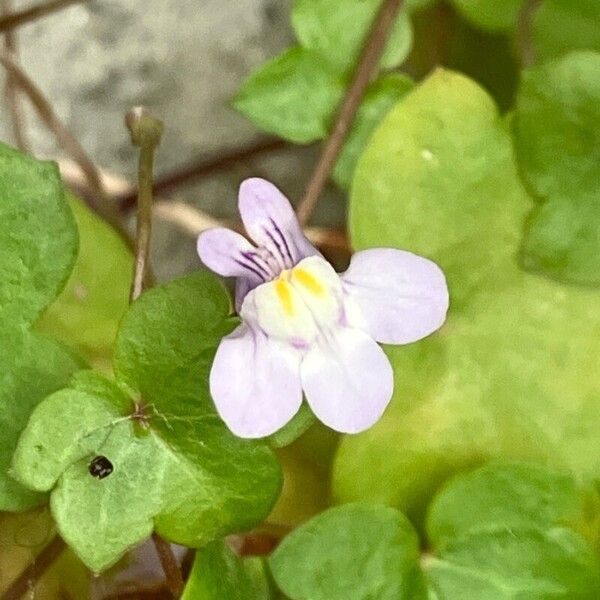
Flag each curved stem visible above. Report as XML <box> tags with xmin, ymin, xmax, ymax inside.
<box><xmin>0</xmin><ymin>0</ymin><xmax>86</xmax><ymax>33</ymax></box>
<box><xmin>118</xmin><ymin>138</ymin><xmax>288</xmax><ymax>213</ymax></box>
<box><xmin>296</xmin><ymin>0</ymin><xmax>404</xmax><ymax>225</ymax></box>
<box><xmin>0</xmin><ymin>536</ymin><xmax>66</xmax><ymax>600</ymax></box>
<box><xmin>0</xmin><ymin>48</ymin><xmax>132</xmax><ymax>250</ymax></box>
<box><xmin>1</xmin><ymin>0</ymin><xmax>30</xmax><ymax>151</ymax></box>
<box><xmin>151</xmin><ymin>533</ymin><xmax>185</xmax><ymax>599</ymax></box>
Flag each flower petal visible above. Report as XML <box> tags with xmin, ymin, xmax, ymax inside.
<box><xmin>197</xmin><ymin>227</ymin><xmax>268</xmax><ymax>282</ymax></box>
<box><xmin>341</xmin><ymin>248</ymin><xmax>449</xmax><ymax>345</ymax></box>
<box><xmin>210</xmin><ymin>323</ymin><xmax>303</xmax><ymax>438</ymax></box>
<box><xmin>238</xmin><ymin>178</ymin><xmax>319</xmax><ymax>267</ymax></box>
<box><xmin>300</xmin><ymin>328</ymin><xmax>393</xmax><ymax>434</ymax></box>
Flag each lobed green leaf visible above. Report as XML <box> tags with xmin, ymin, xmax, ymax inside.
<box><xmin>13</xmin><ymin>274</ymin><xmax>282</xmax><ymax>572</ymax></box>
<box><xmin>234</xmin><ymin>47</ymin><xmax>344</xmax><ymax>144</ymax></box>
<box><xmin>335</xmin><ymin>69</ymin><xmax>600</xmax><ymax>520</ymax></box>
<box><xmin>0</xmin><ymin>142</ymin><xmax>78</xmax><ymax>327</ymax></box>
<box><xmin>513</xmin><ymin>51</ymin><xmax>600</xmax><ymax>285</ymax></box>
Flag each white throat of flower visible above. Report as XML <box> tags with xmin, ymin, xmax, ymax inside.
<box><xmin>242</xmin><ymin>256</ymin><xmax>344</xmax><ymax>349</ymax></box>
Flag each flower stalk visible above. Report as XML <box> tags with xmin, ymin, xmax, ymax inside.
<box><xmin>126</xmin><ymin>108</ymin><xmax>183</xmax><ymax>598</ymax></box>
<box><xmin>125</xmin><ymin>107</ymin><xmax>163</xmax><ymax>302</ymax></box>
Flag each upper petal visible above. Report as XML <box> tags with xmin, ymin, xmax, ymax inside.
<box><xmin>210</xmin><ymin>323</ymin><xmax>303</xmax><ymax>438</ymax></box>
<box><xmin>341</xmin><ymin>248</ymin><xmax>449</xmax><ymax>345</ymax></box>
<box><xmin>197</xmin><ymin>227</ymin><xmax>267</xmax><ymax>282</ymax></box>
<box><xmin>238</xmin><ymin>178</ymin><xmax>320</xmax><ymax>267</ymax></box>
<box><xmin>300</xmin><ymin>327</ymin><xmax>393</xmax><ymax>434</ymax></box>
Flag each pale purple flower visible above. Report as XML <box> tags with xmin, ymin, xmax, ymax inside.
<box><xmin>197</xmin><ymin>178</ymin><xmax>449</xmax><ymax>438</ymax></box>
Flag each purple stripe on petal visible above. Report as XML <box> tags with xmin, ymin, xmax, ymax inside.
<box><xmin>300</xmin><ymin>327</ymin><xmax>393</xmax><ymax>434</ymax></box>
<box><xmin>238</xmin><ymin>178</ymin><xmax>320</xmax><ymax>266</ymax></box>
<box><xmin>341</xmin><ymin>248</ymin><xmax>449</xmax><ymax>345</ymax></box>
<box><xmin>210</xmin><ymin>323</ymin><xmax>303</xmax><ymax>438</ymax></box>
<box><xmin>197</xmin><ymin>228</ymin><xmax>262</xmax><ymax>280</ymax></box>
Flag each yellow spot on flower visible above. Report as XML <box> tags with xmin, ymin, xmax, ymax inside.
<box><xmin>292</xmin><ymin>267</ymin><xmax>325</xmax><ymax>296</ymax></box>
<box><xmin>275</xmin><ymin>279</ymin><xmax>294</xmax><ymax>316</ymax></box>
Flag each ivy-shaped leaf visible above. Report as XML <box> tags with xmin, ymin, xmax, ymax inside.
<box><xmin>513</xmin><ymin>51</ymin><xmax>600</xmax><ymax>285</ymax></box>
<box><xmin>234</xmin><ymin>47</ymin><xmax>345</xmax><ymax>144</ymax></box>
<box><xmin>12</xmin><ymin>273</ymin><xmax>282</xmax><ymax>572</ymax></box>
<box><xmin>425</xmin><ymin>463</ymin><xmax>600</xmax><ymax>599</ymax></box>
<box><xmin>335</xmin><ymin>69</ymin><xmax>600</xmax><ymax>518</ymax></box>
<box><xmin>182</xmin><ymin>540</ymin><xmax>272</xmax><ymax>600</ymax></box>
<box><xmin>36</xmin><ymin>192</ymin><xmax>132</xmax><ymax>368</ymax></box>
<box><xmin>270</xmin><ymin>503</ymin><xmax>426</xmax><ymax>600</ymax></box>
<box><xmin>533</xmin><ymin>0</ymin><xmax>600</xmax><ymax>61</ymax></box>
<box><xmin>0</xmin><ymin>143</ymin><xmax>77</xmax><ymax>327</ymax></box>
<box><xmin>271</xmin><ymin>464</ymin><xmax>600</xmax><ymax>599</ymax></box>
<box><xmin>0</xmin><ymin>143</ymin><xmax>82</xmax><ymax>511</ymax></box>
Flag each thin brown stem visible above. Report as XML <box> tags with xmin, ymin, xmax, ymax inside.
<box><xmin>0</xmin><ymin>48</ymin><xmax>131</xmax><ymax>248</ymax></box>
<box><xmin>516</xmin><ymin>0</ymin><xmax>542</xmax><ymax>68</ymax></box>
<box><xmin>0</xmin><ymin>536</ymin><xmax>66</xmax><ymax>600</ymax></box>
<box><xmin>296</xmin><ymin>0</ymin><xmax>404</xmax><ymax>225</ymax></box>
<box><xmin>153</xmin><ymin>199</ymin><xmax>350</xmax><ymax>261</ymax></box>
<box><xmin>125</xmin><ymin>109</ymin><xmax>182</xmax><ymax>597</ymax></box>
<box><xmin>0</xmin><ymin>0</ymin><xmax>86</xmax><ymax>33</ymax></box>
<box><xmin>2</xmin><ymin>0</ymin><xmax>29</xmax><ymax>151</ymax></box>
<box><xmin>125</xmin><ymin>107</ymin><xmax>163</xmax><ymax>301</ymax></box>
<box><xmin>151</xmin><ymin>533</ymin><xmax>184</xmax><ymax>599</ymax></box>
<box><xmin>118</xmin><ymin>138</ymin><xmax>288</xmax><ymax>213</ymax></box>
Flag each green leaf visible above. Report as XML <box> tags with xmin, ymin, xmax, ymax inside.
<box><xmin>0</xmin><ymin>142</ymin><xmax>77</xmax><ymax>327</ymax></box>
<box><xmin>513</xmin><ymin>51</ymin><xmax>600</xmax><ymax>285</ymax></box>
<box><xmin>13</xmin><ymin>274</ymin><xmax>282</xmax><ymax>572</ymax></box>
<box><xmin>270</xmin><ymin>465</ymin><xmax>600</xmax><ymax>599</ymax></box>
<box><xmin>292</xmin><ymin>0</ymin><xmax>413</xmax><ymax>74</ymax></box>
<box><xmin>335</xmin><ymin>69</ymin><xmax>600</xmax><ymax>521</ymax></box>
<box><xmin>534</xmin><ymin>0</ymin><xmax>600</xmax><ymax>61</ymax></box>
<box><xmin>234</xmin><ymin>47</ymin><xmax>344</xmax><ymax>144</ymax></box>
<box><xmin>426</xmin><ymin>462</ymin><xmax>600</xmax><ymax>549</ymax></box>
<box><xmin>0</xmin><ymin>330</ymin><xmax>82</xmax><ymax>511</ymax></box>
<box><xmin>37</xmin><ymin>192</ymin><xmax>132</xmax><ymax>367</ymax></box>
<box><xmin>270</xmin><ymin>503</ymin><xmax>426</xmax><ymax>600</ymax></box>
<box><xmin>426</xmin><ymin>527</ymin><xmax>600</xmax><ymax>599</ymax></box>
<box><xmin>182</xmin><ymin>540</ymin><xmax>271</xmax><ymax>600</ymax></box>
<box><xmin>449</xmin><ymin>0</ymin><xmax>523</xmax><ymax>32</ymax></box>
<box><xmin>0</xmin><ymin>144</ymin><xmax>82</xmax><ymax>512</ymax></box>
<box><xmin>425</xmin><ymin>465</ymin><xmax>600</xmax><ymax>598</ymax></box>
<box><xmin>334</xmin><ymin>74</ymin><xmax>415</xmax><ymax>189</ymax></box>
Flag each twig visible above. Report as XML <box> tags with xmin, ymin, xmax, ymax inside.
<box><xmin>117</xmin><ymin>138</ymin><xmax>287</xmax><ymax>213</ymax></box>
<box><xmin>0</xmin><ymin>48</ymin><xmax>130</xmax><ymax>248</ymax></box>
<box><xmin>296</xmin><ymin>0</ymin><xmax>404</xmax><ymax>225</ymax></box>
<box><xmin>0</xmin><ymin>536</ymin><xmax>66</xmax><ymax>600</ymax></box>
<box><xmin>1</xmin><ymin>0</ymin><xmax>29</xmax><ymax>151</ymax></box>
<box><xmin>0</xmin><ymin>0</ymin><xmax>86</xmax><ymax>33</ymax></box>
<box><xmin>150</xmin><ymin>533</ymin><xmax>184</xmax><ymax>600</ymax></box>
<box><xmin>125</xmin><ymin>108</ymin><xmax>183</xmax><ymax>598</ymax></box>
<box><xmin>516</xmin><ymin>0</ymin><xmax>541</xmax><ymax>68</ymax></box>
<box><xmin>153</xmin><ymin>199</ymin><xmax>350</xmax><ymax>259</ymax></box>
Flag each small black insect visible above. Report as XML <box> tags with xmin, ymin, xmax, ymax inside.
<box><xmin>89</xmin><ymin>456</ymin><xmax>114</xmax><ymax>479</ymax></box>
